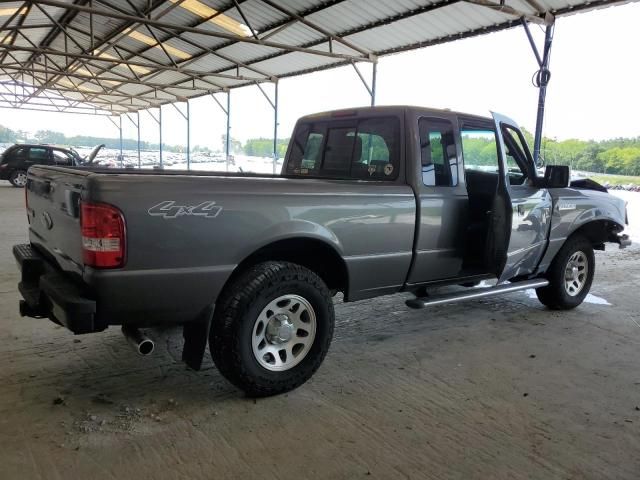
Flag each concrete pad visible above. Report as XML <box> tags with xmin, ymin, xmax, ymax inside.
<box><xmin>1</xmin><ymin>180</ymin><xmax>639</xmax><ymax>479</ymax></box>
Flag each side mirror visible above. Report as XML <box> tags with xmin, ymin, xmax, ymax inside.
<box><xmin>542</xmin><ymin>165</ymin><xmax>570</xmax><ymax>188</ymax></box>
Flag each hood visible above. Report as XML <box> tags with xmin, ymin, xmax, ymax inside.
<box><xmin>85</xmin><ymin>144</ymin><xmax>105</xmax><ymax>164</ymax></box>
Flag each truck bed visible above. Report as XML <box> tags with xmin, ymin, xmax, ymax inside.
<box><xmin>25</xmin><ymin>165</ymin><xmax>417</xmax><ymax>329</ymax></box>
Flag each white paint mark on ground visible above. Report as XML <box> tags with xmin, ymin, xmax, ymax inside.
<box><xmin>523</xmin><ymin>289</ymin><xmax>611</xmax><ymax>306</ymax></box>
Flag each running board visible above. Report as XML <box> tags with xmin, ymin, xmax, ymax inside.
<box><xmin>405</xmin><ymin>279</ymin><xmax>549</xmax><ymax>309</ymax></box>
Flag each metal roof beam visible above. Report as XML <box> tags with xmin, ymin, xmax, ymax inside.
<box><xmin>89</xmin><ymin>0</ymin><xmax>273</xmax><ymax>80</ymax></box>
<box><xmin>463</xmin><ymin>0</ymin><xmax>549</xmax><ymax>24</ymax></box>
<box><xmin>0</xmin><ymin>1</ymin><xmax>31</xmax><ymax>65</ymax></box>
<box><xmin>29</xmin><ymin>1</ymin><xmax>373</xmax><ymax>63</ymax></box>
<box><xmin>0</xmin><ymin>64</ymin><xmax>215</xmax><ymax>92</ymax></box>
<box><xmin>0</xmin><ymin>44</ymin><xmax>268</xmax><ymax>83</ymax></box>
<box><xmin>231</xmin><ymin>0</ymin><xmax>259</xmax><ymax>40</ymax></box>
<box><xmin>0</xmin><ymin>89</ymin><xmax>155</xmax><ymax>108</ymax></box>
<box><xmin>0</xmin><ymin>103</ymin><xmax>111</xmax><ymax>115</ymax></box>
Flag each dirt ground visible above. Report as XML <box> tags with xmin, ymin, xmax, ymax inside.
<box><xmin>1</xmin><ymin>180</ymin><xmax>639</xmax><ymax>480</ymax></box>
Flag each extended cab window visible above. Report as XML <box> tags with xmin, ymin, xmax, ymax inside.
<box><xmin>419</xmin><ymin>118</ymin><xmax>458</xmax><ymax>187</ymax></box>
<box><xmin>286</xmin><ymin>117</ymin><xmax>400</xmax><ymax>180</ymax></box>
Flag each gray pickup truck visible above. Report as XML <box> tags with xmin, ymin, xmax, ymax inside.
<box><xmin>14</xmin><ymin>106</ymin><xmax>630</xmax><ymax>396</ymax></box>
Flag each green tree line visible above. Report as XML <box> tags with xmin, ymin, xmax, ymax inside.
<box><xmin>525</xmin><ymin>129</ymin><xmax>640</xmax><ymax>175</ymax></box>
<box><xmin>459</xmin><ymin>128</ymin><xmax>640</xmax><ymax>175</ymax></box>
<box><xmin>0</xmin><ymin>126</ymin><xmax>187</xmax><ymax>153</ymax></box>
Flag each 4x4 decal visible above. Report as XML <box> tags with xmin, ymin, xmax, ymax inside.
<box><xmin>148</xmin><ymin>200</ymin><xmax>222</xmax><ymax>219</ymax></box>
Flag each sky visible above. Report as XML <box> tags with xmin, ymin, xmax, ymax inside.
<box><xmin>1</xmin><ymin>2</ymin><xmax>639</xmax><ymax>151</ymax></box>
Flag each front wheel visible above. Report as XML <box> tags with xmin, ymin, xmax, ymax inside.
<box><xmin>536</xmin><ymin>235</ymin><xmax>595</xmax><ymax>310</ymax></box>
<box><xmin>210</xmin><ymin>261</ymin><xmax>335</xmax><ymax>397</ymax></box>
<box><xmin>9</xmin><ymin>170</ymin><xmax>27</xmax><ymax>188</ymax></box>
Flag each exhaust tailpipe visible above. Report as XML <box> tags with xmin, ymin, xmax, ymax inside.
<box><xmin>122</xmin><ymin>326</ymin><xmax>155</xmax><ymax>356</ymax></box>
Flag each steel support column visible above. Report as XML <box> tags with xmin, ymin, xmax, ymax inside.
<box><xmin>255</xmin><ymin>81</ymin><xmax>279</xmax><ymax>174</ymax></box>
<box><xmin>148</xmin><ymin>107</ymin><xmax>162</xmax><ymax>168</ymax></box>
<box><xmin>273</xmin><ymin>81</ymin><xmax>279</xmax><ymax>174</ymax></box>
<box><xmin>211</xmin><ymin>91</ymin><xmax>231</xmax><ymax>172</ymax></box>
<box><xmin>124</xmin><ymin>112</ymin><xmax>141</xmax><ymax>168</ymax></box>
<box><xmin>186</xmin><ymin>100</ymin><xmax>190</xmax><ymax>170</ymax></box>
<box><xmin>522</xmin><ymin>18</ymin><xmax>555</xmax><ymax>164</ymax></box>
<box><xmin>119</xmin><ymin>114</ymin><xmax>123</xmax><ymax>167</ymax></box>
<box><xmin>170</xmin><ymin>101</ymin><xmax>191</xmax><ymax>169</ymax></box>
<box><xmin>352</xmin><ymin>59</ymin><xmax>378</xmax><ymax>106</ymax></box>
<box><xmin>371</xmin><ymin>61</ymin><xmax>377</xmax><ymax>106</ymax></box>
<box><xmin>226</xmin><ymin>91</ymin><xmax>231</xmax><ymax>172</ymax></box>
<box><xmin>136</xmin><ymin>111</ymin><xmax>141</xmax><ymax>168</ymax></box>
<box><xmin>159</xmin><ymin>106</ymin><xmax>163</xmax><ymax>168</ymax></box>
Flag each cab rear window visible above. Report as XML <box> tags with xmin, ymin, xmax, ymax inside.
<box><xmin>286</xmin><ymin>117</ymin><xmax>400</xmax><ymax>181</ymax></box>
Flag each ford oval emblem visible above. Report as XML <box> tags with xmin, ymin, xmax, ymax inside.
<box><xmin>41</xmin><ymin>212</ymin><xmax>53</xmax><ymax>230</ymax></box>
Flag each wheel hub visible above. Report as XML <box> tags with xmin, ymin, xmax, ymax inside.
<box><xmin>251</xmin><ymin>294</ymin><xmax>317</xmax><ymax>372</ymax></box>
<box><xmin>265</xmin><ymin>314</ymin><xmax>294</xmax><ymax>344</ymax></box>
<box><xmin>563</xmin><ymin>250</ymin><xmax>588</xmax><ymax>297</ymax></box>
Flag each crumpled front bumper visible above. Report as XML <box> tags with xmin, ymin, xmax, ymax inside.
<box><xmin>614</xmin><ymin>233</ymin><xmax>632</xmax><ymax>249</ymax></box>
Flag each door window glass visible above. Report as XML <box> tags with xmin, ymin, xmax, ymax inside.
<box><xmin>419</xmin><ymin>118</ymin><xmax>458</xmax><ymax>186</ymax></box>
<box><xmin>501</xmin><ymin>126</ymin><xmax>530</xmax><ymax>186</ymax></box>
<box><xmin>28</xmin><ymin>147</ymin><xmax>49</xmax><ymax>162</ymax></box>
<box><xmin>10</xmin><ymin>146</ymin><xmax>26</xmax><ymax>158</ymax></box>
<box><xmin>460</xmin><ymin>129</ymin><xmax>500</xmax><ymax>174</ymax></box>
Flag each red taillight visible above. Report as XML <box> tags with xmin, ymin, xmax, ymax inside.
<box><xmin>80</xmin><ymin>202</ymin><xmax>126</xmax><ymax>268</ymax></box>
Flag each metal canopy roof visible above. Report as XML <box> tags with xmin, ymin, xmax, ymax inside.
<box><xmin>0</xmin><ymin>0</ymin><xmax>634</xmax><ymax>115</ymax></box>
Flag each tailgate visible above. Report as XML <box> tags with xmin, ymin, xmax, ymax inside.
<box><xmin>26</xmin><ymin>165</ymin><xmax>93</xmax><ymax>277</ymax></box>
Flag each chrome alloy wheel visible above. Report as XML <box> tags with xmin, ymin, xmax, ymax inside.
<box><xmin>13</xmin><ymin>171</ymin><xmax>27</xmax><ymax>187</ymax></box>
<box><xmin>564</xmin><ymin>251</ymin><xmax>588</xmax><ymax>297</ymax></box>
<box><xmin>251</xmin><ymin>295</ymin><xmax>316</xmax><ymax>372</ymax></box>
<box><xmin>251</xmin><ymin>294</ymin><xmax>317</xmax><ymax>372</ymax></box>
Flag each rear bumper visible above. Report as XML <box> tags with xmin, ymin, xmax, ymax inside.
<box><xmin>13</xmin><ymin>243</ymin><xmax>101</xmax><ymax>334</ymax></box>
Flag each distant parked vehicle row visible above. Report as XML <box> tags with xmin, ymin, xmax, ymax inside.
<box><xmin>605</xmin><ymin>183</ymin><xmax>640</xmax><ymax>192</ymax></box>
<box><xmin>0</xmin><ymin>143</ymin><xmax>104</xmax><ymax>187</ymax></box>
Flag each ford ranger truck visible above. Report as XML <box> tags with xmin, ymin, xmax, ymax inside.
<box><xmin>14</xmin><ymin>106</ymin><xmax>630</xmax><ymax>397</ymax></box>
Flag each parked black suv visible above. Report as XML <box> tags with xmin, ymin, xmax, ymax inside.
<box><xmin>0</xmin><ymin>144</ymin><xmax>103</xmax><ymax>187</ymax></box>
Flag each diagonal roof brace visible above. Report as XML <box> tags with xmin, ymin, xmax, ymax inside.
<box><xmin>463</xmin><ymin>0</ymin><xmax>552</xmax><ymax>24</ymax></box>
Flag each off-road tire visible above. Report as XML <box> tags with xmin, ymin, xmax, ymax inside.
<box><xmin>9</xmin><ymin>170</ymin><xmax>27</xmax><ymax>188</ymax></box>
<box><xmin>210</xmin><ymin>261</ymin><xmax>335</xmax><ymax>397</ymax></box>
<box><xmin>536</xmin><ymin>234</ymin><xmax>595</xmax><ymax>310</ymax></box>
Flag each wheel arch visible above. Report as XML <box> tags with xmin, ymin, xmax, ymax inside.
<box><xmin>570</xmin><ymin>218</ymin><xmax>625</xmax><ymax>251</ymax></box>
<box><xmin>537</xmin><ymin>217</ymin><xmax>625</xmax><ymax>275</ymax></box>
<box><xmin>220</xmin><ymin>237</ymin><xmax>349</xmax><ymax>304</ymax></box>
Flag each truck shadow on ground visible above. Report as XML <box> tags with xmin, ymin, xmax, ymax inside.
<box><xmin>1</xmin><ymin>288</ymin><xmax>610</xmax><ymax>444</ymax></box>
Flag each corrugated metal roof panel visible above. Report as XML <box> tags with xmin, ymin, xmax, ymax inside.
<box><xmin>0</xmin><ymin>0</ymin><xmax>634</xmax><ymax>113</ymax></box>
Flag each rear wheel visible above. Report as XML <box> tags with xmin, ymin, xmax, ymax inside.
<box><xmin>9</xmin><ymin>170</ymin><xmax>27</xmax><ymax>188</ymax></box>
<box><xmin>536</xmin><ymin>235</ymin><xmax>595</xmax><ymax>310</ymax></box>
<box><xmin>210</xmin><ymin>261</ymin><xmax>335</xmax><ymax>397</ymax></box>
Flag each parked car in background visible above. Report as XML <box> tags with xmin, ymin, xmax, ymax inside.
<box><xmin>0</xmin><ymin>143</ymin><xmax>104</xmax><ymax>187</ymax></box>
